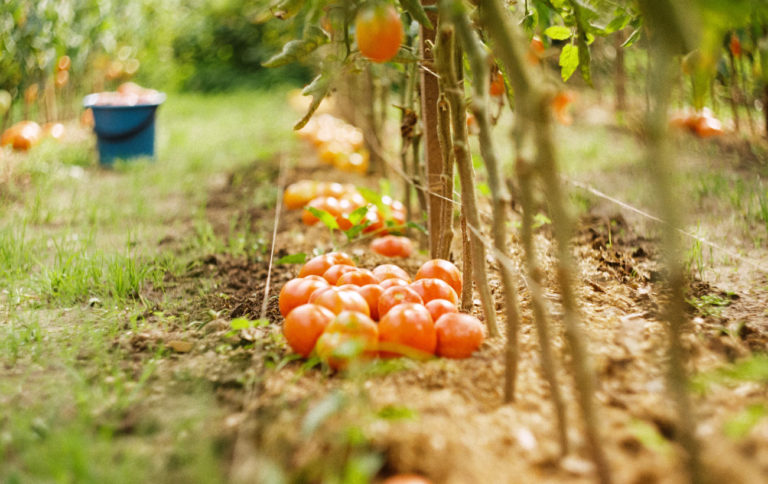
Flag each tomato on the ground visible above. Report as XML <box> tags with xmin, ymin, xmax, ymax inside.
<box><xmin>425</xmin><ymin>299</ymin><xmax>459</xmax><ymax>323</ymax></box>
<box><xmin>378</xmin><ymin>285</ymin><xmax>423</xmax><ymax>319</ymax></box>
<box><xmin>434</xmin><ymin>313</ymin><xmax>485</xmax><ymax>359</ymax></box>
<box><xmin>379</xmin><ymin>278</ymin><xmax>410</xmax><ymax>290</ymax></box>
<box><xmin>371</xmin><ymin>235</ymin><xmax>413</xmax><ymax>258</ymax></box>
<box><xmin>322</xmin><ymin>264</ymin><xmax>359</xmax><ymax>285</ymax></box>
<box><xmin>282</xmin><ymin>304</ymin><xmax>335</xmax><ymax>357</ymax></box>
<box><xmin>378</xmin><ymin>303</ymin><xmax>436</xmax><ymax>358</ymax></box>
<box><xmin>316</xmin><ymin>310</ymin><xmax>379</xmax><ymax>369</ymax></box>
<box><xmin>356</xmin><ymin>284</ymin><xmax>384</xmax><ymax>321</ymax></box>
<box><xmin>410</xmin><ymin>278</ymin><xmax>459</xmax><ymax>305</ymax></box>
<box><xmin>279</xmin><ymin>277</ymin><xmax>330</xmax><ymax>317</ymax></box>
<box><xmin>336</xmin><ymin>268</ymin><xmax>378</xmax><ymax>287</ymax></box>
<box><xmin>299</xmin><ymin>252</ymin><xmax>355</xmax><ymax>278</ymax></box>
<box><xmin>415</xmin><ymin>259</ymin><xmax>462</xmax><ymax>296</ymax></box>
<box><xmin>310</xmin><ymin>286</ymin><xmax>370</xmax><ymax>316</ymax></box>
<box><xmin>372</xmin><ymin>264</ymin><xmax>411</xmax><ymax>283</ymax></box>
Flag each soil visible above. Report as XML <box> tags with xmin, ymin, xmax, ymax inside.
<box><xmin>130</xmin><ymin>139</ymin><xmax>768</xmax><ymax>483</ymax></box>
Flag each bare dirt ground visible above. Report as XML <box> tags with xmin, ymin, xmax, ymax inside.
<box><xmin>124</xmin><ymin>127</ymin><xmax>768</xmax><ymax>483</ymax></box>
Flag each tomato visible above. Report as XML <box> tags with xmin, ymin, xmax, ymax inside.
<box><xmin>528</xmin><ymin>36</ymin><xmax>545</xmax><ymax>64</ymax></box>
<box><xmin>694</xmin><ymin>112</ymin><xmax>723</xmax><ymax>138</ymax></box>
<box><xmin>340</xmin><ymin>191</ymin><xmax>367</xmax><ymax>209</ymax></box>
<box><xmin>336</xmin><ymin>269</ymin><xmax>378</xmax><ymax>287</ymax></box>
<box><xmin>730</xmin><ymin>34</ymin><xmax>742</xmax><ymax>58</ymax></box>
<box><xmin>10</xmin><ymin>121</ymin><xmax>42</xmax><ymax>151</ymax></box>
<box><xmin>322</xmin><ymin>264</ymin><xmax>359</xmax><ymax>285</ymax></box>
<box><xmin>284</xmin><ymin>180</ymin><xmax>318</xmax><ymax>210</ymax></box>
<box><xmin>378</xmin><ymin>285</ymin><xmax>423</xmax><ymax>319</ymax></box>
<box><xmin>378</xmin><ymin>303</ymin><xmax>436</xmax><ymax>358</ymax></box>
<box><xmin>372</xmin><ymin>264</ymin><xmax>411</xmax><ymax>283</ymax></box>
<box><xmin>434</xmin><ymin>313</ymin><xmax>485</xmax><ymax>359</ymax></box>
<box><xmin>299</xmin><ymin>252</ymin><xmax>356</xmax><ymax>277</ymax></box>
<box><xmin>379</xmin><ymin>278</ymin><xmax>410</xmax><ymax>290</ymax></box>
<box><xmin>382</xmin><ymin>475</ymin><xmax>433</xmax><ymax>484</ymax></box>
<box><xmin>302</xmin><ymin>196</ymin><xmax>342</xmax><ymax>226</ymax></box>
<box><xmin>43</xmin><ymin>123</ymin><xmax>65</xmax><ymax>141</ymax></box>
<box><xmin>282</xmin><ymin>304</ymin><xmax>335</xmax><ymax>357</ymax></box>
<box><xmin>317</xmin><ymin>182</ymin><xmax>346</xmax><ymax>198</ymax></box>
<box><xmin>356</xmin><ymin>284</ymin><xmax>384</xmax><ymax>321</ymax></box>
<box><xmin>362</xmin><ymin>206</ymin><xmax>386</xmax><ymax>234</ymax></box>
<box><xmin>279</xmin><ymin>277</ymin><xmax>330</xmax><ymax>317</ymax></box>
<box><xmin>57</xmin><ymin>55</ymin><xmax>71</xmax><ymax>72</ymax></box>
<box><xmin>425</xmin><ymin>299</ymin><xmax>459</xmax><ymax>323</ymax></box>
<box><xmin>551</xmin><ymin>91</ymin><xmax>574</xmax><ymax>125</ymax></box>
<box><xmin>316</xmin><ymin>310</ymin><xmax>379</xmax><ymax>369</ymax></box>
<box><xmin>371</xmin><ymin>235</ymin><xmax>413</xmax><ymax>258</ymax></box>
<box><xmin>490</xmin><ymin>71</ymin><xmax>505</xmax><ymax>97</ymax></box>
<box><xmin>310</xmin><ymin>286</ymin><xmax>370</xmax><ymax>316</ymax></box>
<box><xmin>355</xmin><ymin>3</ymin><xmax>404</xmax><ymax>63</ymax></box>
<box><xmin>415</xmin><ymin>259</ymin><xmax>462</xmax><ymax>296</ymax></box>
<box><xmin>410</xmin><ymin>278</ymin><xmax>459</xmax><ymax>305</ymax></box>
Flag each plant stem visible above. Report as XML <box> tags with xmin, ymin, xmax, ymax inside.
<box><xmin>434</xmin><ymin>26</ymin><xmax>456</xmax><ymax>260</ymax></box>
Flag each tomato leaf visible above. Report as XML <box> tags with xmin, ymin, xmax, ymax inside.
<box><xmin>576</xmin><ymin>35</ymin><xmax>592</xmax><ymax>85</ymax></box>
<box><xmin>398</xmin><ymin>0</ymin><xmax>433</xmax><ymax>29</ymax></box>
<box><xmin>357</xmin><ymin>187</ymin><xmax>392</xmax><ymax>219</ymax></box>
<box><xmin>263</xmin><ymin>26</ymin><xmax>329</xmax><ymax>68</ymax></box>
<box><xmin>344</xmin><ymin>221</ymin><xmax>371</xmax><ymax>241</ymax></box>
<box><xmin>294</xmin><ymin>73</ymin><xmax>333</xmax><ymax>130</ymax></box>
<box><xmin>407</xmin><ymin>221</ymin><xmax>427</xmax><ymax>234</ymax></box>
<box><xmin>621</xmin><ymin>28</ymin><xmax>642</xmax><ymax>48</ymax></box>
<box><xmin>347</xmin><ymin>206</ymin><xmax>369</xmax><ymax>226</ymax></box>
<box><xmin>307</xmin><ymin>207</ymin><xmax>339</xmax><ymax>230</ymax></box>
<box><xmin>604</xmin><ymin>12</ymin><xmax>631</xmax><ymax>34</ymax></box>
<box><xmin>277</xmin><ymin>253</ymin><xmax>307</xmax><ymax>265</ymax></box>
<box><xmin>544</xmin><ymin>25</ymin><xmax>571</xmax><ymax>40</ymax></box>
<box><xmin>389</xmin><ymin>46</ymin><xmax>420</xmax><ymax>63</ymax></box>
<box><xmin>559</xmin><ymin>44</ymin><xmax>579</xmax><ymax>82</ymax></box>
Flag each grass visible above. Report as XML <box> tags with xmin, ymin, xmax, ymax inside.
<box><xmin>0</xmin><ymin>88</ymin><xmax>296</xmax><ymax>482</ymax></box>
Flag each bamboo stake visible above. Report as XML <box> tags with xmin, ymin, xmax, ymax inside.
<box><xmin>434</xmin><ymin>27</ymin><xmax>456</xmax><ymax>260</ymax></box>
<box><xmin>460</xmin><ymin>213</ymin><xmax>473</xmax><ymax>311</ymax></box>
<box><xmin>479</xmin><ymin>2</ymin><xmax>611</xmax><ymax>482</ymax></box>
<box><xmin>447</xmin><ymin>0</ymin><xmax>523</xmax><ymax>400</ymax></box>
<box><xmin>434</xmin><ymin>22</ymin><xmax>499</xmax><ymax>337</ymax></box>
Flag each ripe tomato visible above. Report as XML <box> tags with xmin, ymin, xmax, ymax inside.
<box><xmin>371</xmin><ymin>235</ymin><xmax>413</xmax><ymax>258</ymax></box>
<box><xmin>284</xmin><ymin>180</ymin><xmax>318</xmax><ymax>210</ymax></box>
<box><xmin>415</xmin><ymin>259</ymin><xmax>462</xmax><ymax>296</ymax></box>
<box><xmin>322</xmin><ymin>264</ymin><xmax>359</xmax><ymax>285</ymax></box>
<box><xmin>378</xmin><ymin>285</ymin><xmax>423</xmax><ymax>319</ymax></box>
<box><xmin>528</xmin><ymin>36</ymin><xmax>545</xmax><ymax>64</ymax></box>
<box><xmin>378</xmin><ymin>303</ymin><xmax>436</xmax><ymax>358</ymax></box>
<box><xmin>279</xmin><ymin>277</ymin><xmax>330</xmax><ymax>317</ymax></box>
<box><xmin>356</xmin><ymin>284</ymin><xmax>384</xmax><ymax>321</ymax></box>
<box><xmin>694</xmin><ymin>112</ymin><xmax>723</xmax><ymax>138</ymax></box>
<box><xmin>434</xmin><ymin>313</ymin><xmax>485</xmax><ymax>359</ymax></box>
<box><xmin>410</xmin><ymin>278</ymin><xmax>459</xmax><ymax>305</ymax></box>
<box><xmin>425</xmin><ymin>299</ymin><xmax>459</xmax><ymax>323</ymax></box>
<box><xmin>299</xmin><ymin>252</ymin><xmax>355</xmax><ymax>278</ymax></box>
<box><xmin>730</xmin><ymin>34</ymin><xmax>742</xmax><ymax>58</ymax></box>
<box><xmin>336</xmin><ymin>268</ymin><xmax>378</xmax><ymax>287</ymax></box>
<box><xmin>379</xmin><ymin>278</ymin><xmax>409</xmax><ymax>290</ymax></box>
<box><xmin>302</xmin><ymin>196</ymin><xmax>342</xmax><ymax>226</ymax></box>
<box><xmin>317</xmin><ymin>182</ymin><xmax>346</xmax><ymax>198</ymax></box>
<box><xmin>372</xmin><ymin>264</ymin><xmax>411</xmax><ymax>283</ymax></box>
<box><xmin>316</xmin><ymin>311</ymin><xmax>379</xmax><ymax>369</ymax></box>
<box><xmin>362</xmin><ymin>206</ymin><xmax>386</xmax><ymax>234</ymax></box>
<box><xmin>282</xmin><ymin>304</ymin><xmax>336</xmax><ymax>357</ymax></box>
<box><xmin>355</xmin><ymin>3</ymin><xmax>404</xmax><ymax>63</ymax></box>
<box><xmin>310</xmin><ymin>287</ymin><xmax>370</xmax><ymax>316</ymax></box>
<box><xmin>490</xmin><ymin>71</ymin><xmax>505</xmax><ymax>97</ymax></box>
<box><xmin>2</xmin><ymin>121</ymin><xmax>42</xmax><ymax>151</ymax></box>
<box><xmin>57</xmin><ymin>55</ymin><xmax>71</xmax><ymax>72</ymax></box>
<box><xmin>551</xmin><ymin>91</ymin><xmax>574</xmax><ymax>125</ymax></box>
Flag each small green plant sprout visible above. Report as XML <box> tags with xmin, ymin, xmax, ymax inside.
<box><xmin>277</xmin><ymin>253</ymin><xmax>307</xmax><ymax>265</ymax></box>
<box><xmin>226</xmin><ymin>317</ymin><xmax>270</xmax><ymax>338</ymax></box>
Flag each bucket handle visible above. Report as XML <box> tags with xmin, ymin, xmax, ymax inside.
<box><xmin>93</xmin><ymin>112</ymin><xmax>156</xmax><ymax>141</ymax></box>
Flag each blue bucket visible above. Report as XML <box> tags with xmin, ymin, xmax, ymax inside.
<box><xmin>83</xmin><ymin>93</ymin><xmax>166</xmax><ymax>165</ymax></box>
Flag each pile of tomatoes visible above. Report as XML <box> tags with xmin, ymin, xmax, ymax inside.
<box><xmin>297</xmin><ymin>113</ymin><xmax>370</xmax><ymax>174</ymax></box>
<box><xmin>1</xmin><ymin>120</ymin><xmax>65</xmax><ymax>152</ymax></box>
<box><xmin>87</xmin><ymin>82</ymin><xmax>163</xmax><ymax>107</ymax></box>
<box><xmin>669</xmin><ymin>108</ymin><xmax>724</xmax><ymax>138</ymax></box>
<box><xmin>279</xmin><ymin>252</ymin><xmax>485</xmax><ymax>370</ymax></box>
<box><xmin>284</xmin><ymin>180</ymin><xmax>406</xmax><ymax>235</ymax></box>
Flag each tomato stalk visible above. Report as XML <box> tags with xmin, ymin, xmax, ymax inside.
<box><xmin>445</xmin><ymin>0</ymin><xmax>523</xmax><ymax>402</ymax></box>
<box><xmin>434</xmin><ymin>21</ymin><xmax>499</xmax><ymax>338</ymax></box>
<box><xmin>480</xmin><ymin>1</ymin><xmax>611</xmax><ymax>482</ymax></box>
<box><xmin>434</xmin><ymin>26</ymin><xmax>456</xmax><ymax>260</ymax></box>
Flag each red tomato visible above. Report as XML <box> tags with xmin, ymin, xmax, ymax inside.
<box><xmin>372</xmin><ymin>264</ymin><xmax>411</xmax><ymax>283</ymax></box>
<box><xmin>299</xmin><ymin>252</ymin><xmax>355</xmax><ymax>278</ymax></box>
<box><xmin>434</xmin><ymin>313</ymin><xmax>485</xmax><ymax>358</ymax></box>
<box><xmin>310</xmin><ymin>287</ymin><xmax>370</xmax><ymax>316</ymax></box>
<box><xmin>336</xmin><ymin>269</ymin><xmax>378</xmax><ymax>287</ymax></box>
<box><xmin>356</xmin><ymin>284</ymin><xmax>384</xmax><ymax>321</ymax></box>
<box><xmin>378</xmin><ymin>303</ymin><xmax>436</xmax><ymax>358</ymax></box>
<box><xmin>355</xmin><ymin>3</ymin><xmax>404</xmax><ymax>63</ymax></box>
<box><xmin>415</xmin><ymin>259</ymin><xmax>462</xmax><ymax>296</ymax></box>
<box><xmin>425</xmin><ymin>299</ymin><xmax>459</xmax><ymax>322</ymax></box>
<box><xmin>302</xmin><ymin>196</ymin><xmax>342</xmax><ymax>226</ymax></box>
<box><xmin>316</xmin><ymin>311</ymin><xmax>379</xmax><ymax>369</ymax></box>
<box><xmin>490</xmin><ymin>71</ymin><xmax>505</xmax><ymax>97</ymax></box>
<box><xmin>410</xmin><ymin>278</ymin><xmax>459</xmax><ymax>306</ymax></box>
<box><xmin>279</xmin><ymin>277</ymin><xmax>330</xmax><ymax>317</ymax></box>
<box><xmin>282</xmin><ymin>304</ymin><xmax>335</xmax><ymax>357</ymax></box>
<box><xmin>284</xmin><ymin>181</ymin><xmax>318</xmax><ymax>210</ymax></box>
<box><xmin>322</xmin><ymin>264</ymin><xmax>359</xmax><ymax>285</ymax></box>
<box><xmin>371</xmin><ymin>235</ymin><xmax>413</xmax><ymax>258</ymax></box>
<box><xmin>380</xmin><ymin>278</ymin><xmax>410</xmax><ymax>290</ymax></box>
<box><xmin>378</xmin><ymin>285</ymin><xmax>423</xmax><ymax>319</ymax></box>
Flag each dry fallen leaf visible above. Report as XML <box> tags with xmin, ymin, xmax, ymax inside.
<box><xmin>167</xmin><ymin>340</ymin><xmax>194</xmax><ymax>353</ymax></box>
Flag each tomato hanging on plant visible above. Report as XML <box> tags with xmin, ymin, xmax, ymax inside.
<box><xmin>355</xmin><ymin>2</ymin><xmax>404</xmax><ymax>63</ymax></box>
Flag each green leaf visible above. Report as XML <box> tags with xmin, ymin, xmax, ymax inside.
<box><xmin>604</xmin><ymin>12</ymin><xmax>631</xmax><ymax>34</ymax></box>
<box><xmin>344</xmin><ymin>221</ymin><xmax>371</xmax><ymax>241</ymax></box>
<box><xmin>262</xmin><ymin>26</ymin><xmax>329</xmax><ymax>68</ymax></box>
<box><xmin>621</xmin><ymin>28</ymin><xmax>642</xmax><ymax>48</ymax></box>
<box><xmin>294</xmin><ymin>73</ymin><xmax>333</xmax><ymax>130</ymax></box>
<box><xmin>399</xmin><ymin>0</ymin><xmax>433</xmax><ymax>29</ymax></box>
<box><xmin>724</xmin><ymin>404</ymin><xmax>766</xmax><ymax>439</ymax></box>
<box><xmin>277</xmin><ymin>253</ymin><xmax>307</xmax><ymax>265</ymax></box>
<box><xmin>229</xmin><ymin>318</ymin><xmax>269</xmax><ymax>330</ymax></box>
<box><xmin>357</xmin><ymin>187</ymin><xmax>392</xmax><ymax>219</ymax></box>
<box><xmin>347</xmin><ymin>206</ymin><xmax>369</xmax><ymax>226</ymax></box>
<box><xmin>559</xmin><ymin>44</ymin><xmax>580</xmax><ymax>81</ymax></box>
<box><xmin>406</xmin><ymin>221</ymin><xmax>427</xmax><ymax>234</ymax></box>
<box><xmin>377</xmin><ymin>405</ymin><xmax>418</xmax><ymax>420</ymax></box>
<box><xmin>307</xmin><ymin>207</ymin><xmax>339</xmax><ymax>230</ymax></box>
<box><xmin>628</xmin><ymin>420</ymin><xmax>672</xmax><ymax>456</ymax></box>
<box><xmin>477</xmin><ymin>182</ymin><xmax>490</xmax><ymax>197</ymax></box>
<box><xmin>544</xmin><ymin>25</ymin><xmax>572</xmax><ymax>40</ymax></box>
